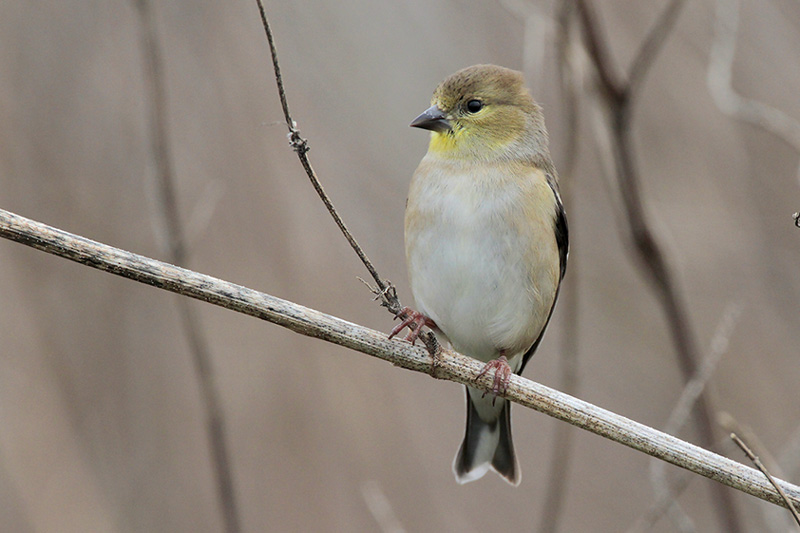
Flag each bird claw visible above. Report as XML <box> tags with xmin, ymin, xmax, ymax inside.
<box><xmin>388</xmin><ymin>307</ymin><xmax>436</xmax><ymax>345</ymax></box>
<box><xmin>477</xmin><ymin>355</ymin><xmax>512</xmax><ymax>405</ymax></box>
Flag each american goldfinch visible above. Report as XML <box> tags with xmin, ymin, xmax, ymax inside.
<box><xmin>390</xmin><ymin>65</ymin><xmax>568</xmax><ymax>486</ymax></box>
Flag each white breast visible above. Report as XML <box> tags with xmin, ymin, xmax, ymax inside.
<box><xmin>405</xmin><ymin>156</ymin><xmax>560</xmax><ymax>365</ymax></box>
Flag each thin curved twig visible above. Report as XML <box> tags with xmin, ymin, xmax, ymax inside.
<box><xmin>253</xmin><ymin>1</ymin><xmax>440</xmax><ymax>357</ymax></box>
<box><xmin>253</xmin><ymin>1</ymin><xmax>398</xmax><ymax>312</ymax></box>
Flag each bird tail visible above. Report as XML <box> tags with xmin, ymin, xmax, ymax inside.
<box><xmin>453</xmin><ymin>387</ymin><xmax>519</xmax><ymax>486</ymax></box>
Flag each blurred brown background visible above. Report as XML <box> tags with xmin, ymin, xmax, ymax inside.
<box><xmin>1</xmin><ymin>1</ymin><xmax>799</xmax><ymax>531</ymax></box>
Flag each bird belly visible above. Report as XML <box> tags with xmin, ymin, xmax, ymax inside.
<box><xmin>405</xmin><ymin>164</ymin><xmax>559</xmax><ymax>365</ymax></box>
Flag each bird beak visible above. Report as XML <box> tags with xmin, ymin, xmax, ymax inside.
<box><xmin>410</xmin><ymin>105</ymin><xmax>452</xmax><ymax>133</ymax></box>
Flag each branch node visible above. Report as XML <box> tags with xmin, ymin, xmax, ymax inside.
<box><xmin>286</xmin><ymin>122</ymin><xmax>309</xmax><ymax>155</ymax></box>
<box><xmin>357</xmin><ymin>276</ymin><xmax>402</xmax><ymax>315</ymax></box>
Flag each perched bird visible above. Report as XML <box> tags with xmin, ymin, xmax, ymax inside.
<box><xmin>390</xmin><ymin>65</ymin><xmax>568</xmax><ymax>486</ymax></box>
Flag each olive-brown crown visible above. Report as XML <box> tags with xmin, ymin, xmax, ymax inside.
<box><xmin>433</xmin><ymin>64</ymin><xmax>536</xmax><ymax>115</ymax></box>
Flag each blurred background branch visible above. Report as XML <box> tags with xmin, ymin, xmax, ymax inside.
<box><xmin>574</xmin><ymin>1</ymin><xmax>742</xmax><ymax>530</ymax></box>
<box><xmin>644</xmin><ymin>301</ymin><xmax>743</xmax><ymax>532</ymax></box>
<box><xmin>708</xmin><ymin>0</ymin><xmax>800</xmax><ymax>186</ymax></box>
<box><xmin>134</xmin><ymin>1</ymin><xmax>240</xmax><ymax>531</ymax></box>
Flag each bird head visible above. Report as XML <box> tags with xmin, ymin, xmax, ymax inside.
<box><xmin>411</xmin><ymin>64</ymin><xmax>548</xmax><ymax>163</ymax></box>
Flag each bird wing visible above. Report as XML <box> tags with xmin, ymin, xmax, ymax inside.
<box><xmin>519</xmin><ymin>172</ymin><xmax>568</xmax><ymax>374</ymax></box>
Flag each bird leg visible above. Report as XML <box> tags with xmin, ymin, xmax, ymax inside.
<box><xmin>477</xmin><ymin>352</ymin><xmax>512</xmax><ymax>405</ymax></box>
<box><xmin>388</xmin><ymin>307</ymin><xmax>436</xmax><ymax>345</ymax></box>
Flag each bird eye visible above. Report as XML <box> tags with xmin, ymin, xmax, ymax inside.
<box><xmin>465</xmin><ymin>99</ymin><xmax>483</xmax><ymax>113</ymax></box>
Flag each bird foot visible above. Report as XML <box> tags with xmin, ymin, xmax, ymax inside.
<box><xmin>388</xmin><ymin>307</ymin><xmax>436</xmax><ymax>345</ymax></box>
<box><xmin>477</xmin><ymin>355</ymin><xmax>512</xmax><ymax>405</ymax></box>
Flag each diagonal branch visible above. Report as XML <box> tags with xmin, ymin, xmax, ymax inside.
<box><xmin>2</xmin><ymin>207</ymin><xmax>800</xmax><ymax>512</ymax></box>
